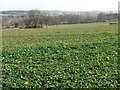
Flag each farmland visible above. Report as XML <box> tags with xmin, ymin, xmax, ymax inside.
<box><xmin>2</xmin><ymin>23</ymin><xmax>119</xmax><ymax>88</ymax></box>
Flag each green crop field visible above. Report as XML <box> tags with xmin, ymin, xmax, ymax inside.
<box><xmin>2</xmin><ymin>23</ymin><xmax>119</xmax><ymax>88</ymax></box>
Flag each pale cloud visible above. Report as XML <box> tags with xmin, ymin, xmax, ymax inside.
<box><xmin>0</xmin><ymin>0</ymin><xmax>119</xmax><ymax>11</ymax></box>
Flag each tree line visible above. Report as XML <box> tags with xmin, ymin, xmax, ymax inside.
<box><xmin>1</xmin><ymin>10</ymin><xmax>118</xmax><ymax>29</ymax></box>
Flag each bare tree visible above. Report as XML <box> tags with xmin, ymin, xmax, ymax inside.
<box><xmin>23</xmin><ymin>9</ymin><xmax>44</xmax><ymax>28</ymax></box>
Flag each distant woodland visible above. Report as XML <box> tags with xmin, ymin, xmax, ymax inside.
<box><xmin>1</xmin><ymin>10</ymin><xmax>118</xmax><ymax>29</ymax></box>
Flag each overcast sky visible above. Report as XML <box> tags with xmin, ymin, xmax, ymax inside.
<box><xmin>0</xmin><ymin>0</ymin><xmax>119</xmax><ymax>11</ymax></box>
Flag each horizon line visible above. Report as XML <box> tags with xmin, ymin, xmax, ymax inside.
<box><xmin>0</xmin><ymin>9</ymin><xmax>118</xmax><ymax>12</ymax></box>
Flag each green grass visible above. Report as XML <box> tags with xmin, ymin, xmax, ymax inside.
<box><xmin>2</xmin><ymin>23</ymin><xmax>119</xmax><ymax>88</ymax></box>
